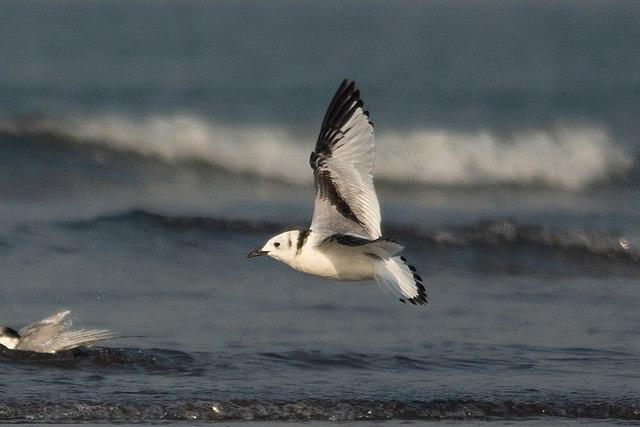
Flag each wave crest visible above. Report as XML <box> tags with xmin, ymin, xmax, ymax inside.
<box><xmin>380</xmin><ymin>127</ymin><xmax>633</xmax><ymax>189</ymax></box>
<box><xmin>1</xmin><ymin>115</ymin><xmax>634</xmax><ymax>189</ymax></box>
<box><xmin>1</xmin><ymin>400</ymin><xmax>639</xmax><ymax>422</ymax></box>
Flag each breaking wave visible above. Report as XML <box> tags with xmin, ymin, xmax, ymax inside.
<box><xmin>1</xmin><ymin>399</ymin><xmax>639</xmax><ymax>422</ymax></box>
<box><xmin>1</xmin><ymin>114</ymin><xmax>633</xmax><ymax>189</ymax></box>
<box><xmin>2</xmin><ymin>345</ymin><xmax>639</xmax><ymax>422</ymax></box>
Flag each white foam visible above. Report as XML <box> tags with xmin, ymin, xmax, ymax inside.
<box><xmin>4</xmin><ymin>114</ymin><xmax>633</xmax><ymax>190</ymax></box>
<box><xmin>378</xmin><ymin>127</ymin><xmax>633</xmax><ymax>189</ymax></box>
<box><xmin>18</xmin><ymin>115</ymin><xmax>312</xmax><ymax>184</ymax></box>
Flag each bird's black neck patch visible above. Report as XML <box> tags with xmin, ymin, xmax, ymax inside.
<box><xmin>1</xmin><ymin>327</ymin><xmax>20</xmax><ymax>338</ymax></box>
<box><xmin>296</xmin><ymin>230</ymin><xmax>310</xmax><ymax>254</ymax></box>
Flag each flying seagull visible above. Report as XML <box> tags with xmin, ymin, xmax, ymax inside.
<box><xmin>0</xmin><ymin>310</ymin><xmax>116</xmax><ymax>353</ymax></box>
<box><xmin>248</xmin><ymin>80</ymin><xmax>427</xmax><ymax>305</ymax></box>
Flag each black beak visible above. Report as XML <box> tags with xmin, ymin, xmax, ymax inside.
<box><xmin>247</xmin><ymin>249</ymin><xmax>269</xmax><ymax>258</ymax></box>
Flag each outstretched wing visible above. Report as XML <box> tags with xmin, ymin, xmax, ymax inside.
<box><xmin>16</xmin><ymin>310</ymin><xmax>115</xmax><ymax>353</ymax></box>
<box><xmin>42</xmin><ymin>329</ymin><xmax>116</xmax><ymax>353</ymax></box>
<box><xmin>16</xmin><ymin>310</ymin><xmax>70</xmax><ymax>352</ymax></box>
<box><xmin>309</xmin><ymin>80</ymin><xmax>381</xmax><ymax>240</ymax></box>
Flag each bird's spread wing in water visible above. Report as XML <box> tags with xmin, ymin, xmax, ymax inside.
<box><xmin>309</xmin><ymin>80</ymin><xmax>381</xmax><ymax>240</ymax></box>
<box><xmin>16</xmin><ymin>310</ymin><xmax>115</xmax><ymax>353</ymax></box>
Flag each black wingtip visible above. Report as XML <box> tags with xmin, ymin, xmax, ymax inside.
<box><xmin>318</xmin><ymin>80</ymin><xmax>359</xmax><ymax>141</ymax></box>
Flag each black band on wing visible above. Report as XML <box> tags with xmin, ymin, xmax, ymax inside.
<box><xmin>311</xmin><ymin>164</ymin><xmax>363</xmax><ymax>226</ymax></box>
<box><xmin>324</xmin><ymin>233</ymin><xmax>394</xmax><ymax>247</ymax></box>
<box><xmin>310</xmin><ymin>80</ymin><xmax>373</xmax><ymax>229</ymax></box>
<box><xmin>325</xmin><ymin>233</ymin><xmax>373</xmax><ymax>246</ymax></box>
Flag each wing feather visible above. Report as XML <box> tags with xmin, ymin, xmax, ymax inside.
<box><xmin>310</xmin><ymin>80</ymin><xmax>381</xmax><ymax>239</ymax></box>
<box><xmin>16</xmin><ymin>310</ymin><xmax>70</xmax><ymax>351</ymax></box>
<box><xmin>15</xmin><ymin>310</ymin><xmax>115</xmax><ymax>353</ymax></box>
<box><xmin>45</xmin><ymin>329</ymin><xmax>117</xmax><ymax>352</ymax></box>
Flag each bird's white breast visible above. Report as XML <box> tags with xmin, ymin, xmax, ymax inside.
<box><xmin>0</xmin><ymin>336</ymin><xmax>19</xmax><ymax>350</ymax></box>
<box><xmin>290</xmin><ymin>242</ymin><xmax>376</xmax><ymax>281</ymax></box>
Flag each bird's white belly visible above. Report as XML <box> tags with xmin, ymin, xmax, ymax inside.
<box><xmin>291</xmin><ymin>245</ymin><xmax>375</xmax><ymax>281</ymax></box>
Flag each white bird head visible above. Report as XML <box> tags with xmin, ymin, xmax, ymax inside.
<box><xmin>247</xmin><ymin>230</ymin><xmax>302</xmax><ymax>265</ymax></box>
<box><xmin>0</xmin><ymin>327</ymin><xmax>20</xmax><ymax>350</ymax></box>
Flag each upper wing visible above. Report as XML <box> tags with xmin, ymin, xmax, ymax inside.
<box><xmin>16</xmin><ymin>310</ymin><xmax>115</xmax><ymax>353</ymax></box>
<box><xmin>16</xmin><ymin>310</ymin><xmax>70</xmax><ymax>352</ymax></box>
<box><xmin>309</xmin><ymin>80</ymin><xmax>381</xmax><ymax>239</ymax></box>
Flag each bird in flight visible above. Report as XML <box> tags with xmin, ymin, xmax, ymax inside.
<box><xmin>248</xmin><ymin>80</ymin><xmax>427</xmax><ymax>305</ymax></box>
<box><xmin>0</xmin><ymin>310</ymin><xmax>116</xmax><ymax>353</ymax></box>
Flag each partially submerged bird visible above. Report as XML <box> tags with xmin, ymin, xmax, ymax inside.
<box><xmin>248</xmin><ymin>80</ymin><xmax>427</xmax><ymax>305</ymax></box>
<box><xmin>0</xmin><ymin>310</ymin><xmax>116</xmax><ymax>353</ymax></box>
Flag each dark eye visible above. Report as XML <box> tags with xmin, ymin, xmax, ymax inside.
<box><xmin>274</xmin><ymin>242</ymin><xmax>280</xmax><ymax>248</ymax></box>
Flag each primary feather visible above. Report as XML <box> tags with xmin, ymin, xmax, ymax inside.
<box><xmin>310</xmin><ymin>80</ymin><xmax>381</xmax><ymax>240</ymax></box>
<box><xmin>13</xmin><ymin>310</ymin><xmax>116</xmax><ymax>353</ymax></box>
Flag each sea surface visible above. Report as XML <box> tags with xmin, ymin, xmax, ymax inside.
<box><xmin>1</xmin><ymin>1</ymin><xmax>640</xmax><ymax>424</ymax></box>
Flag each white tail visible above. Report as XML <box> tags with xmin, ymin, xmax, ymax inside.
<box><xmin>373</xmin><ymin>256</ymin><xmax>427</xmax><ymax>305</ymax></box>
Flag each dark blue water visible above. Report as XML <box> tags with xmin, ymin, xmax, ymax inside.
<box><xmin>1</xmin><ymin>1</ymin><xmax>640</xmax><ymax>423</ymax></box>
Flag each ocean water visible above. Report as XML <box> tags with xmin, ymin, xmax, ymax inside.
<box><xmin>1</xmin><ymin>1</ymin><xmax>640</xmax><ymax>423</ymax></box>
